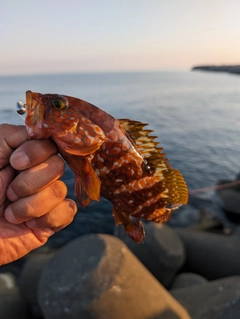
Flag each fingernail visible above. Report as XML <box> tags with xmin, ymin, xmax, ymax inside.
<box><xmin>5</xmin><ymin>206</ymin><xmax>17</xmax><ymax>224</ymax></box>
<box><xmin>6</xmin><ymin>187</ymin><xmax>19</xmax><ymax>202</ymax></box>
<box><xmin>26</xmin><ymin>219</ymin><xmax>37</xmax><ymax>228</ymax></box>
<box><xmin>10</xmin><ymin>150</ymin><xmax>29</xmax><ymax>169</ymax></box>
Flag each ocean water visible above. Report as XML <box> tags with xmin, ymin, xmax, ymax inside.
<box><xmin>0</xmin><ymin>71</ymin><xmax>240</xmax><ymax>192</ymax></box>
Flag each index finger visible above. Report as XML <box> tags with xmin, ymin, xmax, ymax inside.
<box><xmin>0</xmin><ymin>124</ymin><xmax>28</xmax><ymax>168</ymax></box>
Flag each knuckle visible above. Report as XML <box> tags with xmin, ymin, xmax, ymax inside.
<box><xmin>50</xmin><ymin>180</ymin><xmax>67</xmax><ymax>199</ymax></box>
<box><xmin>48</xmin><ymin>154</ymin><xmax>65</xmax><ymax>176</ymax></box>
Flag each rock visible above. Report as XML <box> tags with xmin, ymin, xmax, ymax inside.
<box><xmin>19</xmin><ymin>252</ymin><xmax>54</xmax><ymax>318</ymax></box>
<box><xmin>0</xmin><ymin>273</ymin><xmax>16</xmax><ymax>288</ymax></box>
<box><xmin>217</xmin><ymin>296</ymin><xmax>240</xmax><ymax>319</ymax></box>
<box><xmin>38</xmin><ymin>234</ymin><xmax>190</xmax><ymax>319</ymax></box>
<box><xmin>176</xmin><ymin>228</ymin><xmax>240</xmax><ymax>279</ymax></box>
<box><xmin>170</xmin><ymin>272</ymin><xmax>208</xmax><ymax>290</ymax></box>
<box><xmin>0</xmin><ymin>287</ymin><xmax>30</xmax><ymax>319</ymax></box>
<box><xmin>233</xmin><ymin>225</ymin><xmax>240</xmax><ymax>237</ymax></box>
<box><xmin>171</xmin><ymin>276</ymin><xmax>240</xmax><ymax>319</ymax></box>
<box><xmin>216</xmin><ymin>188</ymin><xmax>240</xmax><ymax>215</ymax></box>
<box><xmin>115</xmin><ymin>223</ymin><xmax>185</xmax><ymax>287</ymax></box>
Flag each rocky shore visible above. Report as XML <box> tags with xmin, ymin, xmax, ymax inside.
<box><xmin>1</xmin><ymin>167</ymin><xmax>240</xmax><ymax>318</ymax></box>
<box><xmin>192</xmin><ymin>65</ymin><xmax>240</xmax><ymax>75</ymax></box>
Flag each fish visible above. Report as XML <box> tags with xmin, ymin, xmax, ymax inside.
<box><xmin>23</xmin><ymin>90</ymin><xmax>188</xmax><ymax>243</ymax></box>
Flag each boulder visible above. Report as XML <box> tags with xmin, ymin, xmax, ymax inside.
<box><xmin>38</xmin><ymin>234</ymin><xmax>190</xmax><ymax>319</ymax></box>
<box><xmin>0</xmin><ymin>273</ymin><xmax>15</xmax><ymax>289</ymax></box>
<box><xmin>217</xmin><ymin>296</ymin><xmax>240</xmax><ymax>319</ymax></box>
<box><xmin>170</xmin><ymin>272</ymin><xmax>208</xmax><ymax>290</ymax></box>
<box><xmin>0</xmin><ymin>287</ymin><xmax>29</xmax><ymax>319</ymax></box>
<box><xmin>19</xmin><ymin>252</ymin><xmax>54</xmax><ymax>318</ymax></box>
<box><xmin>171</xmin><ymin>276</ymin><xmax>240</xmax><ymax>319</ymax></box>
<box><xmin>115</xmin><ymin>223</ymin><xmax>185</xmax><ymax>287</ymax></box>
<box><xmin>216</xmin><ymin>188</ymin><xmax>240</xmax><ymax>215</ymax></box>
<box><xmin>176</xmin><ymin>228</ymin><xmax>240</xmax><ymax>279</ymax></box>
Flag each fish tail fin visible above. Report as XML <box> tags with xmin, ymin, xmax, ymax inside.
<box><xmin>113</xmin><ymin>208</ymin><xmax>145</xmax><ymax>243</ymax></box>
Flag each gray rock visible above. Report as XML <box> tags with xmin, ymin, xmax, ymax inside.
<box><xmin>170</xmin><ymin>272</ymin><xmax>208</xmax><ymax>290</ymax></box>
<box><xmin>216</xmin><ymin>188</ymin><xmax>240</xmax><ymax>215</ymax></box>
<box><xmin>171</xmin><ymin>276</ymin><xmax>240</xmax><ymax>319</ymax></box>
<box><xmin>38</xmin><ymin>234</ymin><xmax>190</xmax><ymax>319</ymax></box>
<box><xmin>115</xmin><ymin>223</ymin><xmax>185</xmax><ymax>287</ymax></box>
<box><xmin>19</xmin><ymin>252</ymin><xmax>54</xmax><ymax>318</ymax></box>
<box><xmin>233</xmin><ymin>225</ymin><xmax>240</xmax><ymax>238</ymax></box>
<box><xmin>217</xmin><ymin>296</ymin><xmax>240</xmax><ymax>319</ymax></box>
<box><xmin>0</xmin><ymin>273</ymin><xmax>16</xmax><ymax>288</ymax></box>
<box><xmin>0</xmin><ymin>287</ymin><xmax>30</xmax><ymax>319</ymax></box>
<box><xmin>176</xmin><ymin>228</ymin><xmax>240</xmax><ymax>279</ymax></box>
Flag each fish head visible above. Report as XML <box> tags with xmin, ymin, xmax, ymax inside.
<box><xmin>25</xmin><ymin>90</ymin><xmax>80</xmax><ymax>139</ymax></box>
<box><xmin>25</xmin><ymin>91</ymin><xmax>107</xmax><ymax>156</ymax></box>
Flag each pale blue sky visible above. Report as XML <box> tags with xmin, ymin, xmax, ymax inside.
<box><xmin>2</xmin><ymin>0</ymin><xmax>240</xmax><ymax>75</ymax></box>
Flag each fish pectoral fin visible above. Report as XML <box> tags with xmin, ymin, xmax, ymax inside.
<box><xmin>74</xmin><ymin>174</ymin><xmax>92</xmax><ymax>208</ymax></box>
<box><xmin>113</xmin><ymin>208</ymin><xmax>145</xmax><ymax>243</ymax></box>
<box><xmin>64</xmin><ymin>143</ymin><xmax>103</xmax><ymax>156</ymax></box>
<box><xmin>80</xmin><ymin>158</ymin><xmax>101</xmax><ymax>202</ymax></box>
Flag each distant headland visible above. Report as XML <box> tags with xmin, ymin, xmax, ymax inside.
<box><xmin>192</xmin><ymin>65</ymin><xmax>240</xmax><ymax>75</ymax></box>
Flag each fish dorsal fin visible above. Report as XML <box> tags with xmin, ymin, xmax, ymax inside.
<box><xmin>118</xmin><ymin>119</ymin><xmax>188</xmax><ymax>206</ymax></box>
<box><xmin>118</xmin><ymin>118</ymin><xmax>169</xmax><ymax>171</ymax></box>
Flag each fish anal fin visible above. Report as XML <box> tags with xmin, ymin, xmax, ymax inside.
<box><xmin>145</xmin><ymin>206</ymin><xmax>173</xmax><ymax>223</ymax></box>
<box><xmin>113</xmin><ymin>208</ymin><xmax>145</xmax><ymax>243</ymax></box>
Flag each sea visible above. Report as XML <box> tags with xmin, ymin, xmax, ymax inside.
<box><xmin>0</xmin><ymin>70</ymin><xmax>240</xmax><ymax>193</ymax></box>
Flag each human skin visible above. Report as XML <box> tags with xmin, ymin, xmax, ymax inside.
<box><xmin>0</xmin><ymin>124</ymin><xmax>77</xmax><ymax>265</ymax></box>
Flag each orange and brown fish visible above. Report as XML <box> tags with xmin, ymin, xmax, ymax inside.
<box><xmin>19</xmin><ymin>90</ymin><xmax>188</xmax><ymax>242</ymax></box>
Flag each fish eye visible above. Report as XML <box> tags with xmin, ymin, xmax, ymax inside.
<box><xmin>51</xmin><ymin>96</ymin><xmax>69</xmax><ymax>110</ymax></box>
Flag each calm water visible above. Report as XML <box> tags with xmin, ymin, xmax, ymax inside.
<box><xmin>0</xmin><ymin>71</ymin><xmax>240</xmax><ymax>191</ymax></box>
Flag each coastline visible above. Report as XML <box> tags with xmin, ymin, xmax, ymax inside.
<box><xmin>192</xmin><ymin>64</ymin><xmax>240</xmax><ymax>75</ymax></box>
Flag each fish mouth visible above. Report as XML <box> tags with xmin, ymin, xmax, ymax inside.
<box><xmin>25</xmin><ymin>90</ymin><xmax>47</xmax><ymax>139</ymax></box>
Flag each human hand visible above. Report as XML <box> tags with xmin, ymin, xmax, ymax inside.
<box><xmin>0</xmin><ymin>124</ymin><xmax>77</xmax><ymax>265</ymax></box>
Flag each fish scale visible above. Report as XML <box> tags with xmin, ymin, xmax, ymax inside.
<box><xmin>23</xmin><ymin>90</ymin><xmax>188</xmax><ymax>243</ymax></box>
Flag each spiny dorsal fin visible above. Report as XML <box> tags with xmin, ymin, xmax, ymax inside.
<box><xmin>118</xmin><ymin>118</ymin><xmax>169</xmax><ymax>171</ymax></box>
<box><xmin>118</xmin><ymin>118</ymin><xmax>188</xmax><ymax>205</ymax></box>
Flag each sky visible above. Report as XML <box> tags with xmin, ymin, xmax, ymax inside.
<box><xmin>2</xmin><ymin>0</ymin><xmax>240</xmax><ymax>75</ymax></box>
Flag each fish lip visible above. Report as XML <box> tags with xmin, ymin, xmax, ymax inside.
<box><xmin>25</xmin><ymin>90</ymin><xmax>46</xmax><ymax>139</ymax></box>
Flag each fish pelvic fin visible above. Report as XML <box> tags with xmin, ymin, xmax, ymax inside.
<box><xmin>80</xmin><ymin>157</ymin><xmax>101</xmax><ymax>202</ymax></box>
<box><xmin>74</xmin><ymin>174</ymin><xmax>92</xmax><ymax>208</ymax></box>
<box><xmin>113</xmin><ymin>208</ymin><xmax>145</xmax><ymax>243</ymax></box>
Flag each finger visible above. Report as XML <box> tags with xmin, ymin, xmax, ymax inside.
<box><xmin>10</xmin><ymin>139</ymin><xmax>58</xmax><ymax>170</ymax></box>
<box><xmin>7</xmin><ymin>154</ymin><xmax>65</xmax><ymax>202</ymax></box>
<box><xmin>0</xmin><ymin>165</ymin><xmax>15</xmax><ymax>205</ymax></box>
<box><xmin>0</xmin><ymin>124</ymin><xmax>27</xmax><ymax>168</ymax></box>
<box><xmin>25</xmin><ymin>199</ymin><xmax>77</xmax><ymax>231</ymax></box>
<box><xmin>5</xmin><ymin>180</ymin><xmax>68</xmax><ymax>224</ymax></box>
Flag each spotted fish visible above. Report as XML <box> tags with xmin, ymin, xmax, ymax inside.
<box><xmin>23</xmin><ymin>90</ymin><xmax>188</xmax><ymax>242</ymax></box>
